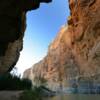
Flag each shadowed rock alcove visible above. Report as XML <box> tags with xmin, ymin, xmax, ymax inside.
<box><xmin>0</xmin><ymin>0</ymin><xmax>52</xmax><ymax>74</ymax></box>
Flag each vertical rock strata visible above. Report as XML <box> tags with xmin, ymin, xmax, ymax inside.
<box><xmin>24</xmin><ymin>0</ymin><xmax>100</xmax><ymax>93</ymax></box>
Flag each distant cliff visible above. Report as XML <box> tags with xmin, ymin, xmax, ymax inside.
<box><xmin>23</xmin><ymin>0</ymin><xmax>100</xmax><ymax>93</ymax></box>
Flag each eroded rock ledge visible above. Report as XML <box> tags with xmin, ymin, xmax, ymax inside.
<box><xmin>0</xmin><ymin>0</ymin><xmax>51</xmax><ymax>73</ymax></box>
<box><xmin>24</xmin><ymin>0</ymin><xmax>100</xmax><ymax>93</ymax></box>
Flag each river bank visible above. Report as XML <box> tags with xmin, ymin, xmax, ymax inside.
<box><xmin>0</xmin><ymin>91</ymin><xmax>23</xmax><ymax>100</ymax></box>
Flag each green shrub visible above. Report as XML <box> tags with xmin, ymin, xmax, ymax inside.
<box><xmin>19</xmin><ymin>86</ymin><xmax>53</xmax><ymax>100</ymax></box>
<box><xmin>19</xmin><ymin>89</ymin><xmax>43</xmax><ymax>100</ymax></box>
<box><xmin>0</xmin><ymin>73</ymin><xmax>32</xmax><ymax>90</ymax></box>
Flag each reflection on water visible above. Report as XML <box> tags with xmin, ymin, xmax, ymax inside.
<box><xmin>45</xmin><ymin>78</ymin><xmax>100</xmax><ymax>100</ymax></box>
<box><xmin>47</xmin><ymin>94</ymin><xmax>100</xmax><ymax>100</ymax></box>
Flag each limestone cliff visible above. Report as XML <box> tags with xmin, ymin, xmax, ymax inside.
<box><xmin>0</xmin><ymin>0</ymin><xmax>51</xmax><ymax>73</ymax></box>
<box><xmin>23</xmin><ymin>0</ymin><xmax>100</xmax><ymax>93</ymax></box>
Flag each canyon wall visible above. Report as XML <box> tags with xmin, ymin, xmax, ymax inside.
<box><xmin>24</xmin><ymin>0</ymin><xmax>100</xmax><ymax>93</ymax></box>
<box><xmin>0</xmin><ymin>0</ymin><xmax>51</xmax><ymax>74</ymax></box>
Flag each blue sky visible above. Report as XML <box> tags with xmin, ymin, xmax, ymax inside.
<box><xmin>16</xmin><ymin>0</ymin><xmax>70</xmax><ymax>75</ymax></box>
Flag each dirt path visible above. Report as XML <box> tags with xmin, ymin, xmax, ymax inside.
<box><xmin>0</xmin><ymin>91</ymin><xmax>23</xmax><ymax>100</ymax></box>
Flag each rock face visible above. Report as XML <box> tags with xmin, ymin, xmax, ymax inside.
<box><xmin>0</xmin><ymin>0</ymin><xmax>52</xmax><ymax>74</ymax></box>
<box><xmin>24</xmin><ymin>0</ymin><xmax>100</xmax><ymax>93</ymax></box>
<box><xmin>23</xmin><ymin>68</ymin><xmax>31</xmax><ymax>80</ymax></box>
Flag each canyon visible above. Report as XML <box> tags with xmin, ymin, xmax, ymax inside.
<box><xmin>23</xmin><ymin>0</ymin><xmax>100</xmax><ymax>93</ymax></box>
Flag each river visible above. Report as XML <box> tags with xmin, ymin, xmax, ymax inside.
<box><xmin>46</xmin><ymin>94</ymin><xmax>100</xmax><ymax>100</ymax></box>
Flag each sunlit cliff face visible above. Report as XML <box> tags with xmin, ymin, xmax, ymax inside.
<box><xmin>49</xmin><ymin>26</ymin><xmax>72</xmax><ymax>50</ymax></box>
<box><xmin>23</xmin><ymin>0</ymin><xmax>100</xmax><ymax>93</ymax></box>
